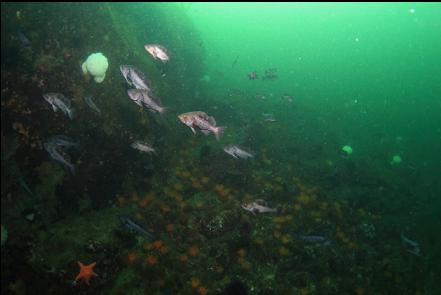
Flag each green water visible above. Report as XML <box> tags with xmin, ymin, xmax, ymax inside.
<box><xmin>1</xmin><ymin>2</ymin><xmax>440</xmax><ymax>294</ymax></box>
<box><xmin>188</xmin><ymin>2</ymin><xmax>441</xmax><ymax>169</ymax></box>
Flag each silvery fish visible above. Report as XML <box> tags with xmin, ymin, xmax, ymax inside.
<box><xmin>44</xmin><ymin>141</ymin><xmax>76</xmax><ymax>174</ymax></box>
<box><xmin>120</xmin><ymin>215</ymin><xmax>154</xmax><ymax>241</ymax></box>
<box><xmin>294</xmin><ymin>234</ymin><xmax>333</xmax><ymax>246</ymax></box>
<box><xmin>242</xmin><ymin>199</ymin><xmax>279</xmax><ymax>215</ymax></box>
<box><xmin>16</xmin><ymin>169</ymin><xmax>34</xmax><ymax>197</ymax></box>
<box><xmin>47</xmin><ymin>135</ymin><xmax>79</xmax><ymax>148</ymax></box>
<box><xmin>44</xmin><ymin>135</ymin><xmax>79</xmax><ymax>174</ymax></box>
<box><xmin>262</xmin><ymin>113</ymin><xmax>276</xmax><ymax>122</ymax></box>
<box><xmin>84</xmin><ymin>95</ymin><xmax>101</xmax><ymax>115</ymax></box>
<box><xmin>224</xmin><ymin>145</ymin><xmax>254</xmax><ymax>160</ymax></box>
<box><xmin>281</xmin><ymin>94</ymin><xmax>293</xmax><ymax>103</ymax></box>
<box><xmin>126</xmin><ymin>89</ymin><xmax>166</xmax><ymax>115</ymax></box>
<box><xmin>401</xmin><ymin>233</ymin><xmax>421</xmax><ymax>256</ymax></box>
<box><xmin>248</xmin><ymin>71</ymin><xmax>258</xmax><ymax>80</ymax></box>
<box><xmin>120</xmin><ymin>65</ymin><xmax>151</xmax><ymax>90</ymax></box>
<box><xmin>131</xmin><ymin>141</ymin><xmax>155</xmax><ymax>154</ymax></box>
<box><xmin>17</xmin><ymin>28</ymin><xmax>32</xmax><ymax>50</ymax></box>
<box><xmin>43</xmin><ymin>93</ymin><xmax>74</xmax><ymax>120</ymax></box>
<box><xmin>144</xmin><ymin>44</ymin><xmax>170</xmax><ymax>63</ymax></box>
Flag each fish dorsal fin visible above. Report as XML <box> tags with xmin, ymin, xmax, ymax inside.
<box><xmin>195</xmin><ymin>111</ymin><xmax>210</xmax><ymax>122</ymax></box>
<box><xmin>191</xmin><ymin>111</ymin><xmax>205</xmax><ymax>117</ymax></box>
<box><xmin>157</xmin><ymin>45</ymin><xmax>168</xmax><ymax>53</ymax></box>
<box><xmin>131</xmin><ymin>66</ymin><xmax>144</xmax><ymax>79</ymax></box>
<box><xmin>133</xmin><ymin>67</ymin><xmax>152</xmax><ymax>89</ymax></box>
<box><xmin>158</xmin><ymin>45</ymin><xmax>170</xmax><ymax>59</ymax></box>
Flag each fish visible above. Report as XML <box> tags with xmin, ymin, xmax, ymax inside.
<box><xmin>47</xmin><ymin>135</ymin><xmax>79</xmax><ymax>148</ymax></box>
<box><xmin>126</xmin><ymin>89</ymin><xmax>166</xmax><ymax>115</ymax></box>
<box><xmin>247</xmin><ymin>71</ymin><xmax>258</xmax><ymax>80</ymax></box>
<box><xmin>255</xmin><ymin>94</ymin><xmax>266</xmax><ymax>100</ymax></box>
<box><xmin>43</xmin><ymin>93</ymin><xmax>75</xmax><ymax>120</ymax></box>
<box><xmin>294</xmin><ymin>234</ymin><xmax>333</xmax><ymax>246</ymax></box>
<box><xmin>228</xmin><ymin>88</ymin><xmax>246</xmax><ymax>98</ymax></box>
<box><xmin>224</xmin><ymin>145</ymin><xmax>254</xmax><ymax>160</ymax></box>
<box><xmin>18</xmin><ymin>176</ymin><xmax>34</xmax><ymax>196</ymax></box>
<box><xmin>242</xmin><ymin>199</ymin><xmax>279</xmax><ymax>215</ymax></box>
<box><xmin>144</xmin><ymin>44</ymin><xmax>170</xmax><ymax>63</ymax></box>
<box><xmin>119</xmin><ymin>215</ymin><xmax>154</xmax><ymax>241</ymax></box>
<box><xmin>16</xmin><ymin>28</ymin><xmax>32</xmax><ymax>50</ymax></box>
<box><xmin>120</xmin><ymin>65</ymin><xmax>151</xmax><ymax>90</ymax></box>
<box><xmin>231</xmin><ymin>55</ymin><xmax>239</xmax><ymax>68</ymax></box>
<box><xmin>84</xmin><ymin>95</ymin><xmax>101</xmax><ymax>115</ymax></box>
<box><xmin>401</xmin><ymin>233</ymin><xmax>421</xmax><ymax>256</ymax></box>
<box><xmin>44</xmin><ymin>141</ymin><xmax>76</xmax><ymax>174</ymax></box>
<box><xmin>262</xmin><ymin>68</ymin><xmax>278</xmax><ymax>80</ymax></box>
<box><xmin>281</xmin><ymin>94</ymin><xmax>293</xmax><ymax>103</ymax></box>
<box><xmin>44</xmin><ymin>135</ymin><xmax>78</xmax><ymax>174</ymax></box>
<box><xmin>131</xmin><ymin>141</ymin><xmax>155</xmax><ymax>154</ymax></box>
<box><xmin>178</xmin><ymin>111</ymin><xmax>225</xmax><ymax>141</ymax></box>
<box><xmin>200</xmin><ymin>74</ymin><xmax>211</xmax><ymax>82</ymax></box>
<box><xmin>262</xmin><ymin>113</ymin><xmax>276</xmax><ymax>122</ymax></box>
<box><xmin>16</xmin><ymin>170</ymin><xmax>34</xmax><ymax>197</ymax></box>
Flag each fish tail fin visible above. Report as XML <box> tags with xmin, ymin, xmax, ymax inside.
<box><xmin>68</xmin><ymin>108</ymin><xmax>75</xmax><ymax>120</ymax></box>
<box><xmin>214</xmin><ymin>126</ymin><xmax>226</xmax><ymax>141</ymax></box>
<box><xmin>158</xmin><ymin>106</ymin><xmax>167</xmax><ymax>117</ymax></box>
<box><xmin>69</xmin><ymin>164</ymin><xmax>76</xmax><ymax>175</ymax></box>
<box><xmin>64</xmin><ymin>163</ymin><xmax>76</xmax><ymax>175</ymax></box>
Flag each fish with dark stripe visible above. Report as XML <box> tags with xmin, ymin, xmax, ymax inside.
<box><xmin>119</xmin><ymin>215</ymin><xmax>154</xmax><ymax>241</ymax></box>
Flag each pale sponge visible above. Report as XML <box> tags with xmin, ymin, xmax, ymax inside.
<box><xmin>82</xmin><ymin>52</ymin><xmax>109</xmax><ymax>83</ymax></box>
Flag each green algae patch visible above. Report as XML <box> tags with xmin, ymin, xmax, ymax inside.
<box><xmin>31</xmin><ymin>206</ymin><xmax>132</xmax><ymax>271</ymax></box>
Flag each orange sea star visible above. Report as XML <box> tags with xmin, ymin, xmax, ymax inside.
<box><xmin>75</xmin><ymin>261</ymin><xmax>98</xmax><ymax>285</ymax></box>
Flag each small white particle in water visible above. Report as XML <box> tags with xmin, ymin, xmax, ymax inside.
<box><xmin>355</xmin><ymin>37</ymin><xmax>359</xmax><ymax>42</ymax></box>
<box><xmin>409</xmin><ymin>8</ymin><xmax>415</xmax><ymax>14</ymax></box>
